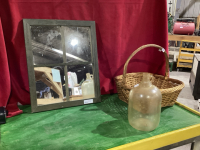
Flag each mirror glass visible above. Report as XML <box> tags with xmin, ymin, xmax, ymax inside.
<box><xmin>63</xmin><ymin>26</ymin><xmax>91</xmax><ymax>63</ymax></box>
<box><xmin>34</xmin><ymin>66</ymin><xmax>66</xmax><ymax>106</ymax></box>
<box><xmin>31</xmin><ymin>26</ymin><xmax>63</xmax><ymax>65</ymax></box>
<box><xmin>67</xmin><ymin>64</ymin><xmax>95</xmax><ymax>101</ymax></box>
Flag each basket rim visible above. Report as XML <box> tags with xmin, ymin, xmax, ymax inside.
<box><xmin>115</xmin><ymin>72</ymin><xmax>160</xmax><ymax>78</ymax></box>
<box><xmin>114</xmin><ymin>72</ymin><xmax>185</xmax><ymax>94</ymax></box>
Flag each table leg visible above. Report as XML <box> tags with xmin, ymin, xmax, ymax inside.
<box><xmin>156</xmin><ymin>137</ymin><xmax>198</xmax><ymax>150</ymax></box>
<box><xmin>191</xmin><ymin>137</ymin><xmax>200</xmax><ymax>150</ymax></box>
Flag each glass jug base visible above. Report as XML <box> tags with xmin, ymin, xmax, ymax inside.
<box><xmin>129</xmin><ymin>118</ymin><xmax>158</xmax><ymax>132</ymax></box>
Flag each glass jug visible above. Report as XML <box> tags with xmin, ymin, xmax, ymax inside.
<box><xmin>82</xmin><ymin>73</ymin><xmax>95</xmax><ymax>98</ymax></box>
<box><xmin>128</xmin><ymin>73</ymin><xmax>162</xmax><ymax>131</ymax></box>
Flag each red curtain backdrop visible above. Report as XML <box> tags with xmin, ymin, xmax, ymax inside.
<box><xmin>0</xmin><ymin>18</ymin><xmax>11</xmax><ymax>111</ymax></box>
<box><xmin>0</xmin><ymin>0</ymin><xmax>168</xmax><ymax>117</ymax></box>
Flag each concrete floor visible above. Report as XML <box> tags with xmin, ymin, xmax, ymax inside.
<box><xmin>170</xmin><ymin>71</ymin><xmax>198</xmax><ymax>111</ymax></box>
<box><xmin>169</xmin><ymin>71</ymin><xmax>198</xmax><ymax>150</ymax></box>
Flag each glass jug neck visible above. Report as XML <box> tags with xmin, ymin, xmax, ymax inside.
<box><xmin>86</xmin><ymin>73</ymin><xmax>92</xmax><ymax>80</ymax></box>
<box><xmin>141</xmin><ymin>73</ymin><xmax>152</xmax><ymax>87</ymax></box>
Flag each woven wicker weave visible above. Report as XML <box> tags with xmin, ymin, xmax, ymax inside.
<box><xmin>114</xmin><ymin>44</ymin><xmax>185</xmax><ymax>107</ymax></box>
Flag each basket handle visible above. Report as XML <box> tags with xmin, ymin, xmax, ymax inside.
<box><xmin>122</xmin><ymin>44</ymin><xmax>169</xmax><ymax>85</ymax></box>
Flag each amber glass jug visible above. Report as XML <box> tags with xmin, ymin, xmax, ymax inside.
<box><xmin>128</xmin><ymin>73</ymin><xmax>162</xmax><ymax>131</ymax></box>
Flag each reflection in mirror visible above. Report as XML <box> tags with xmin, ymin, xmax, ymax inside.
<box><xmin>63</xmin><ymin>26</ymin><xmax>91</xmax><ymax>63</ymax></box>
<box><xmin>34</xmin><ymin>66</ymin><xmax>66</xmax><ymax>105</ymax></box>
<box><xmin>67</xmin><ymin>64</ymin><xmax>94</xmax><ymax>101</ymax></box>
<box><xmin>31</xmin><ymin>26</ymin><xmax>63</xmax><ymax>65</ymax></box>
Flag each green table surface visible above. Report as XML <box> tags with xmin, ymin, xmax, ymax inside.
<box><xmin>1</xmin><ymin>94</ymin><xmax>200</xmax><ymax>150</ymax></box>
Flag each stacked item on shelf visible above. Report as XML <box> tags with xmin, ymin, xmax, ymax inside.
<box><xmin>168</xmin><ymin>15</ymin><xmax>200</xmax><ymax>69</ymax></box>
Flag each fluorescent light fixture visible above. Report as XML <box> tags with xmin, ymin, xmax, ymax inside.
<box><xmin>51</xmin><ymin>48</ymin><xmax>87</xmax><ymax>62</ymax></box>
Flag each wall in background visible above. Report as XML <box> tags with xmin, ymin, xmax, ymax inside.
<box><xmin>167</xmin><ymin>0</ymin><xmax>177</xmax><ymax>16</ymax></box>
<box><xmin>179</xmin><ymin>0</ymin><xmax>200</xmax><ymax>18</ymax></box>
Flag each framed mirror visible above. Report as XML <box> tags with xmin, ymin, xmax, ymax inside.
<box><xmin>23</xmin><ymin>19</ymin><xmax>101</xmax><ymax>113</ymax></box>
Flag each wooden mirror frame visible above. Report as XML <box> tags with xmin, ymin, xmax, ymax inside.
<box><xmin>23</xmin><ymin>19</ymin><xmax>101</xmax><ymax>113</ymax></box>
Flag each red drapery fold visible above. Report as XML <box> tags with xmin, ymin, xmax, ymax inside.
<box><xmin>0</xmin><ymin>0</ymin><xmax>168</xmax><ymax>117</ymax></box>
<box><xmin>0</xmin><ymin>18</ymin><xmax>11</xmax><ymax>108</ymax></box>
<box><xmin>0</xmin><ymin>17</ymin><xmax>23</xmax><ymax>118</ymax></box>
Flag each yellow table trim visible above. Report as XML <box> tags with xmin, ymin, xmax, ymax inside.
<box><xmin>109</xmin><ymin>102</ymin><xmax>200</xmax><ymax>150</ymax></box>
<box><xmin>175</xmin><ymin>102</ymin><xmax>200</xmax><ymax>117</ymax></box>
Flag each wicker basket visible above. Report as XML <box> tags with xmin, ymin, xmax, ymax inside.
<box><xmin>115</xmin><ymin>44</ymin><xmax>185</xmax><ymax>107</ymax></box>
